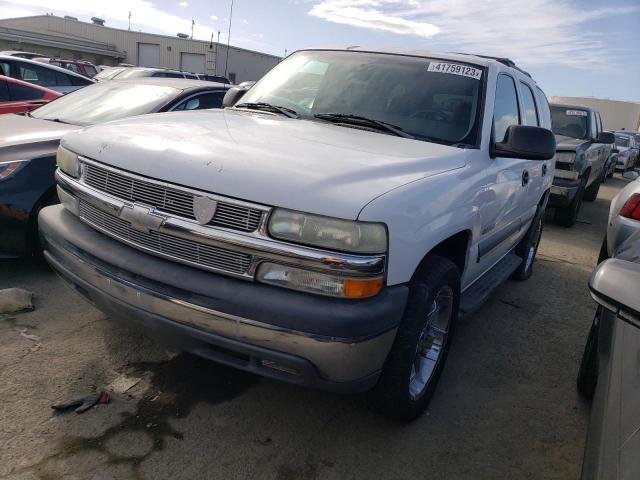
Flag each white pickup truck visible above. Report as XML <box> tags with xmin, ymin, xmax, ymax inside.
<box><xmin>39</xmin><ymin>48</ymin><xmax>556</xmax><ymax>420</ymax></box>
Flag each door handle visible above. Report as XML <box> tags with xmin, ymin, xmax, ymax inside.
<box><xmin>522</xmin><ymin>170</ymin><xmax>530</xmax><ymax>187</ymax></box>
<box><xmin>542</xmin><ymin>164</ymin><xmax>547</xmax><ymax>176</ymax></box>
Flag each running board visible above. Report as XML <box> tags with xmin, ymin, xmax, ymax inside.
<box><xmin>459</xmin><ymin>253</ymin><xmax>522</xmax><ymax>318</ymax></box>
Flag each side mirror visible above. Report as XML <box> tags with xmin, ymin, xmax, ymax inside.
<box><xmin>596</xmin><ymin>131</ymin><xmax>615</xmax><ymax>144</ymax></box>
<box><xmin>611</xmin><ymin>148</ymin><xmax>619</xmax><ymax>154</ymax></box>
<box><xmin>492</xmin><ymin>125</ymin><xmax>556</xmax><ymax>160</ymax></box>
<box><xmin>222</xmin><ymin>86</ymin><xmax>249</xmax><ymax>108</ymax></box>
<box><xmin>589</xmin><ymin>258</ymin><xmax>640</xmax><ymax>329</ymax></box>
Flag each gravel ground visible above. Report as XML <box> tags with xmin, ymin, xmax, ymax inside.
<box><xmin>0</xmin><ymin>175</ymin><xmax>631</xmax><ymax>480</ymax></box>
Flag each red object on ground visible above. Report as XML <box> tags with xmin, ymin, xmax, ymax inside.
<box><xmin>0</xmin><ymin>75</ymin><xmax>61</xmax><ymax>115</ymax></box>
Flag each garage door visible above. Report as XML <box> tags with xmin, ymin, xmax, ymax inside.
<box><xmin>180</xmin><ymin>53</ymin><xmax>205</xmax><ymax>74</ymax></box>
<box><xmin>137</xmin><ymin>43</ymin><xmax>160</xmax><ymax>67</ymax></box>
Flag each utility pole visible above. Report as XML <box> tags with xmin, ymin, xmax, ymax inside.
<box><xmin>224</xmin><ymin>0</ymin><xmax>233</xmax><ymax>77</ymax></box>
<box><xmin>128</xmin><ymin>11</ymin><xmax>131</xmax><ymax>30</ymax></box>
<box><xmin>191</xmin><ymin>18</ymin><xmax>195</xmax><ymax>39</ymax></box>
<box><xmin>214</xmin><ymin>31</ymin><xmax>220</xmax><ymax>75</ymax></box>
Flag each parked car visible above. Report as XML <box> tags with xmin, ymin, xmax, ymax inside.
<box><xmin>577</xmin><ymin>232</ymin><xmax>640</xmax><ymax>480</ymax></box>
<box><xmin>598</xmin><ymin>172</ymin><xmax>640</xmax><ymax>263</ymax></box>
<box><xmin>549</xmin><ymin>104</ymin><xmax>614</xmax><ymax>227</ymax></box>
<box><xmin>39</xmin><ymin>48</ymin><xmax>556</xmax><ymax>420</ymax></box>
<box><xmin>0</xmin><ymin>78</ymin><xmax>230</xmax><ymax>257</ymax></box>
<box><xmin>197</xmin><ymin>74</ymin><xmax>231</xmax><ymax>84</ymax></box>
<box><xmin>33</xmin><ymin>57</ymin><xmax>99</xmax><ymax>78</ymax></box>
<box><xmin>0</xmin><ymin>55</ymin><xmax>93</xmax><ymax>93</ymax></box>
<box><xmin>0</xmin><ymin>50</ymin><xmax>46</xmax><ymax>60</ymax></box>
<box><xmin>0</xmin><ymin>75</ymin><xmax>61</xmax><ymax>114</ymax></box>
<box><xmin>110</xmin><ymin>67</ymin><xmax>199</xmax><ymax>80</ymax></box>
<box><xmin>614</xmin><ymin>131</ymin><xmax>639</xmax><ymax>171</ymax></box>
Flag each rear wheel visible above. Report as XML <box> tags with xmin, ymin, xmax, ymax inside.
<box><xmin>512</xmin><ymin>211</ymin><xmax>543</xmax><ymax>281</ymax></box>
<box><xmin>597</xmin><ymin>235</ymin><xmax>608</xmax><ymax>264</ymax></box>
<box><xmin>368</xmin><ymin>255</ymin><xmax>460</xmax><ymax>421</ymax></box>
<box><xmin>577</xmin><ymin>310</ymin><xmax>600</xmax><ymax>401</ymax></box>
<box><xmin>583</xmin><ymin>173</ymin><xmax>602</xmax><ymax>202</ymax></box>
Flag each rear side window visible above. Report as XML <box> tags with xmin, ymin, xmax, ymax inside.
<box><xmin>519</xmin><ymin>82</ymin><xmax>539</xmax><ymax>126</ymax></box>
<box><xmin>0</xmin><ymin>61</ymin><xmax>11</xmax><ymax>76</ymax></box>
<box><xmin>8</xmin><ymin>82</ymin><xmax>45</xmax><ymax>100</ymax></box>
<box><xmin>493</xmin><ymin>74</ymin><xmax>520</xmax><ymax>142</ymax></box>
<box><xmin>0</xmin><ymin>79</ymin><xmax>9</xmax><ymax>101</ymax></box>
<box><xmin>535</xmin><ymin>87</ymin><xmax>551</xmax><ymax>129</ymax></box>
<box><xmin>19</xmin><ymin>63</ymin><xmax>57</xmax><ymax>86</ymax></box>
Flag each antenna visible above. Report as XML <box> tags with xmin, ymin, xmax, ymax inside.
<box><xmin>128</xmin><ymin>11</ymin><xmax>131</xmax><ymax>30</ymax></box>
<box><xmin>224</xmin><ymin>0</ymin><xmax>233</xmax><ymax>77</ymax></box>
<box><xmin>191</xmin><ymin>18</ymin><xmax>195</xmax><ymax>39</ymax></box>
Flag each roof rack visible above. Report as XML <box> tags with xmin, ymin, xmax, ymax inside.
<box><xmin>453</xmin><ymin>52</ymin><xmax>532</xmax><ymax>78</ymax></box>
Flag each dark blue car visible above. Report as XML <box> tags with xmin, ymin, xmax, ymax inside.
<box><xmin>0</xmin><ymin>77</ymin><xmax>230</xmax><ymax>257</ymax></box>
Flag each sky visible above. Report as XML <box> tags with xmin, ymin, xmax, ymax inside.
<box><xmin>1</xmin><ymin>0</ymin><xmax>638</xmax><ymax>101</ymax></box>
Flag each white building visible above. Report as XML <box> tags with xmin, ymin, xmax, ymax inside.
<box><xmin>0</xmin><ymin>15</ymin><xmax>281</xmax><ymax>83</ymax></box>
<box><xmin>550</xmin><ymin>96</ymin><xmax>640</xmax><ymax>132</ymax></box>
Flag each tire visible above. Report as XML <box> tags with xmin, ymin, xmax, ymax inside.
<box><xmin>27</xmin><ymin>190</ymin><xmax>59</xmax><ymax>259</ymax></box>
<box><xmin>577</xmin><ymin>310</ymin><xmax>600</xmax><ymax>400</ymax></box>
<box><xmin>553</xmin><ymin>176</ymin><xmax>586</xmax><ymax>227</ymax></box>
<box><xmin>368</xmin><ymin>255</ymin><xmax>460</xmax><ymax>421</ymax></box>
<box><xmin>512</xmin><ymin>210</ymin><xmax>543</xmax><ymax>281</ymax></box>
<box><xmin>583</xmin><ymin>173</ymin><xmax>602</xmax><ymax>202</ymax></box>
<box><xmin>597</xmin><ymin>235</ymin><xmax>608</xmax><ymax>264</ymax></box>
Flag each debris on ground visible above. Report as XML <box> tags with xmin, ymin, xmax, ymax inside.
<box><xmin>16</xmin><ymin>327</ymin><xmax>40</xmax><ymax>342</ymax></box>
<box><xmin>0</xmin><ymin>288</ymin><xmax>34</xmax><ymax>314</ymax></box>
<box><xmin>51</xmin><ymin>391</ymin><xmax>110</xmax><ymax>414</ymax></box>
<box><xmin>108</xmin><ymin>374</ymin><xmax>142</xmax><ymax>394</ymax></box>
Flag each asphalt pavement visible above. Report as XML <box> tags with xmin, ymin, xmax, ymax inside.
<box><xmin>0</xmin><ymin>174</ymin><xmax>632</xmax><ymax>480</ymax></box>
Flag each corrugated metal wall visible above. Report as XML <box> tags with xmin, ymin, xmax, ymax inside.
<box><xmin>550</xmin><ymin>96</ymin><xmax>640</xmax><ymax>132</ymax></box>
<box><xmin>0</xmin><ymin>15</ymin><xmax>280</xmax><ymax>82</ymax></box>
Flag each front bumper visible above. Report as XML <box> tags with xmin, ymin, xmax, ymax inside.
<box><xmin>549</xmin><ymin>177</ymin><xmax>582</xmax><ymax>208</ymax></box>
<box><xmin>39</xmin><ymin>205</ymin><xmax>408</xmax><ymax>392</ymax></box>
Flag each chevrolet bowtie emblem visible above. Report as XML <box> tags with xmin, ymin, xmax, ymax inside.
<box><xmin>193</xmin><ymin>196</ymin><xmax>218</xmax><ymax>225</ymax></box>
<box><xmin>119</xmin><ymin>204</ymin><xmax>165</xmax><ymax>233</ymax></box>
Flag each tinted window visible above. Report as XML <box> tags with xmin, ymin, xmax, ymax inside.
<box><xmin>240</xmin><ymin>51</ymin><xmax>485</xmax><ymax>146</ymax></box>
<box><xmin>8</xmin><ymin>82</ymin><xmax>45</xmax><ymax>100</ymax></box>
<box><xmin>64</xmin><ymin>63</ymin><xmax>80</xmax><ymax>74</ymax></box>
<box><xmin>493</xmin><ymin>74</ymin><xmax>520</xmax><ymax>142</ymax></box>
<box><xmin>69</xmin><ymin>74</ymin><xmax>92</xmax><ymax>86</ymax></box>
<box><xmin>0</xmin><ymin>79</ymin><xmax>9</xmax><ymax>101</ymax></box>
<box><xmin>173</xmin><ymin>91</ymin><xmax>226</xmax><ymax>110</ymax></box>
<box><xmin>0</xmin><ymin>61</ymin><xmax>11</xmax><ymax>76</ymax></box>
<box><xmin>30</xmin><ymin>82</ymin><xmax>179</xmax><ymax>126</ymax></box>
<box><xmin>83</xmin><ymin>65</ymin><xmax>98</xmax><ymax>77</ymax></box>
<box><xmin>550</xmin><ymin>106</ymin><xmax>589</xmax><ymax>139</ymax></box>
<box><xmin>519</xmin><ymin>82</ymin><xmax>539</xmax><ymax>126</ymax></box>
<box><xmin>184</xmin><ymin>73</ymin><xmax>198</xmax><ymax>79</ymax></box>
<box><xmin>19</xmin><ymin>62</ymin><xmax>57</xmax><ymax>86</ymax></box>
<box><xmin>163</xmin><ymin>72</ymin><xmax>184</xmax><ymax>78</ymax></box>
<box><xmin>535</xmin><ymin>87</ymin><xmax>551</xmax><ymax>129</ymax></box>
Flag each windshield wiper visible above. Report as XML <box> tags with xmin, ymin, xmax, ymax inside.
<box><xmin>314</xmin><ymin>113</ymin><xmax>414</xmax><ymax>139</ymax></box>
<box><xmin>235</xmin><ymin>102</ymin><xmax>299</xmax><ymax>118</ymax></box>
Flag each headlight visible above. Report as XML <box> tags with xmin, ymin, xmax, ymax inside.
<box><xmin>57</xmin><ymin>145</ymin><xmax>79</xmax><ymax>178</ymax></box>
<box><xmin>0</xmin><ymin>160</ymin><xmax>29</xmax><ymax>180</ymax></box>
<box><xmin>257</xmin><ymin>262</ymin><xmax>384</xmax><ymax>298</ymax></box>
<box><xmin>555</xmin><ymin>152</ymin><xmax>575</xmax><ymax>163</ymax></box>
<box><xmin>268</xmin><ymin>209</ymin><xmax>387</xmax><ymax>254</ymax></box>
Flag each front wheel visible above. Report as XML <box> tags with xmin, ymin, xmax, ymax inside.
<box><xmin>554</xmin><ymin>177</ymin><xmax>586</xmax><ymax>227</ymax></box>
<box><xmin>583</xmin><ymin>174</ymin><xmax>602</xmax><ymax>202</ymax></box>
<box><xmin>368</xmin><ymin>255</ymin><xmax>460</xmax><ymax>421</ymax></box>
<box><xmin>577</xmin><ymin>310</ymin><xmax>600</xmax><ymax>400</ymax></box>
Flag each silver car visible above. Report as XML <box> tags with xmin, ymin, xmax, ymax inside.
<box><xmin>599</xmin><ymin>172</ymin><xmax>640</xmax><ymax>262</ymax></box>
<box><xmin>578</xmin><ymin>232</ymin><xmax>640</xmax><ymax>479</ymax></box>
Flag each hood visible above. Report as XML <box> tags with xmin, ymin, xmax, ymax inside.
<box><xmin>0</xmin><ymin>114</ymin><xmax>80</xmax><ymax>161</ymax></box>
<box><xmin>554</xmin><ymin>134</ymin><xmax>588</xmax><ymax>151</ymax></box>
<box><xmin>62</xmin><ymin>109</ymin><xmax>467</xmax><ymax>219</ymax></box>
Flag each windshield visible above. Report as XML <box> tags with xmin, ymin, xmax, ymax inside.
<box><xmin>114</xmin><ymin>69</ymin><xmax>154</xmax><ymax>79</ymax></box>
<box><xmin>615</xmin><ymin>135</ymin><xmax>630</xmax><ymax>147</ymax></box>
<box><xmin>550</xmin><ymin>106</ymin><xmax>589</xmax><ymax>139</ymax></box>
<box><xmin>239</xmin><ymin>50</ymin><xmax>485</xmax><ymax>145</ymax></box>
<box><xmin>30</xmin><ymin>82</ymin><xmax>179</xmax><ymax>126</ymax></box>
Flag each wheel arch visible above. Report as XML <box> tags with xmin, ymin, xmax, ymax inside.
<box><xmin>412</xmin><ymin>230</ymin><xmax>472</xmax><ymax>281</ymax></box>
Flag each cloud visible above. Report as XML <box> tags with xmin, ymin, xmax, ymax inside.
<box><xmin>178</xmin><ymin>1</ymin><xmax>188</xmax><ymax>6</ymax></box>
<box><xmin>210</xmin><ymin>15</ymin><xmax>218</xmax><ymax>20</ymax></box>
<box><xmin>308</xmin><ymin>0</ymin><xmax>639</xmax><ymax>68</ymax></box>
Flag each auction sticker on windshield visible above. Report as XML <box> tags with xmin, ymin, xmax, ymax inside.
<box><xmin>427</xmin><ymin>62</ymin><xmax>482</xmax><ymax>80</ymax></box>
<box><xmin>566</xmin><ymin>110</ymin><xmax>588</xmax><ymax>116</ymax></box>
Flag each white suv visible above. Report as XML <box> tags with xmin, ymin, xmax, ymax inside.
<box><xmin>40</xmin><ymin>48</ymin><xmax>556</xmax><ymax>420</ymax></box>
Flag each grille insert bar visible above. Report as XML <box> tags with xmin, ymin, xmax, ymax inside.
<box><xmin>83</xmin><ymin>162</ymin><xmax>263</xmax><ymax>232</ymax></box>
<box><xmin>79</xmin><ymin>202</ymin><xmax>252</xmax><ymax>277</ymax></box>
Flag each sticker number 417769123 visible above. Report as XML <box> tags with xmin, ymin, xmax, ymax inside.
<box><xmin>427</xmin><ymin>62</ymin><xmax>482</xmax><ymax>80</ymax></box>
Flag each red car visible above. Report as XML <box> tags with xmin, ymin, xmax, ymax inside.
<box><xmin>0</xmin><ymin>75</ymin><xmax>61</xmax><ymax>114</ymax></box>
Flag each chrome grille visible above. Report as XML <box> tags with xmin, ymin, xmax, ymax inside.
<box><xmin>79</xmin><ymin>202</ymin><xmax>252</xmax><ymax>277</ymax></box>
<box><xmin>82</xmin><ymin>162</ymin><xmax>263</xmax><ymax>232</ymax></box>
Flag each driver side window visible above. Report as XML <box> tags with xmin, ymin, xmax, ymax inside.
<box><xmin>493</xmin><ymin>74</ymin><xmax>520</xmax><ymax>142</ymax></box>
